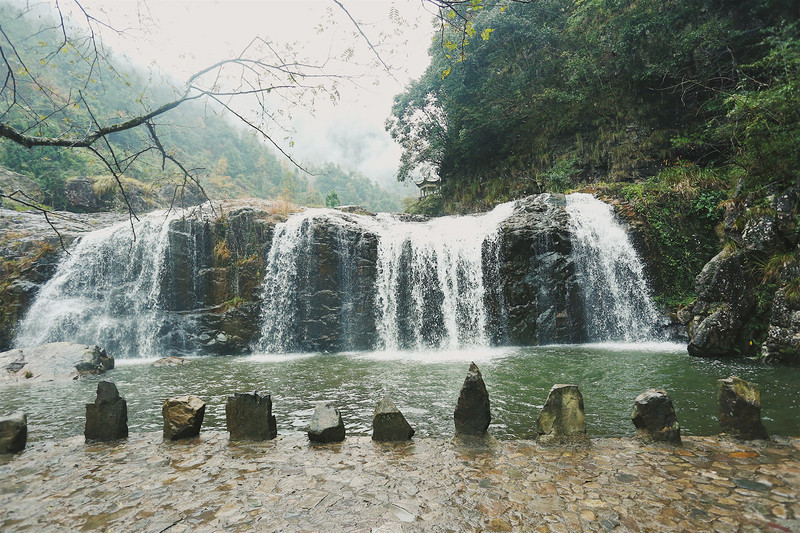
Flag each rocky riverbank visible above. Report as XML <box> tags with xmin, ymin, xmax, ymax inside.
<box><xmin>1</xmin><ymin>432</ymin><xmax>798</xmax><ymax>532</ymax></box>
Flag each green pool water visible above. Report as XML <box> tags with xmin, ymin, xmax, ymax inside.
<box><xmin>2</xmin><ymin>343</ymin><xmax>798</xmax><ymax>441</ymax></box>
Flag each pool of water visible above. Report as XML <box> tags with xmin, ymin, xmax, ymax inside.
<box><xmin>2</xmin><ymin>343</ymin><xmax>798</xmax><ymax>441</ymax></box>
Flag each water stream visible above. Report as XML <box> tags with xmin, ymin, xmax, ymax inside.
<box><xmin>566</xmin><ymin>193</ymin><xmax>664</xmax><ymax>341</ymax></box>
<box><xmin>13</xmin><ymin>210</ymin><xmax>194</xmax><ymax>358</ymax></box>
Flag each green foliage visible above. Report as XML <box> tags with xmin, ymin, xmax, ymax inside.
<box><xmin>324</xmin><ymin>190</ymin><xmax>341</xmax><ymax>208</ymax></box>
<box><xmin>389</xmin><ymin>0</ymin><xmax>798</xmax><ymax>211</ymax></box>
<box><xmin>592</xmin><ymin>166</ymin><xmax>730</xmax><ymax>303</ymax></box>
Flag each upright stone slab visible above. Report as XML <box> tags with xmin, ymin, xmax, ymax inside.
<box><xmin>631</xmin><ymin>389</ymin><xmax>681</xmax><ymax>443</ymax></box>
<box><xmin>718</xmin><ymin>376</ymin><xmax>769</xmax><ymax>440</ymax></box>
<box><xmin>307</xmin><ymin>402</ymin><xmax>345</xmax><ymax>443</ymax></box>
<box><xmin>225</xmin><ymin>391</ymin><xmax>277</xmax><ymax>441</ymax></box>
<box><xmin>372</xmin><ymin>396</ymin><xmax>415</xmax><ymax>442</ymax></box>
<box><xmin>0</xmin><ymin>412</ymin><xmax>27</xmax><ymax>454</ymax></box>
<box><xmin>537</xmin><ymin>384</ymin><xmax>586</xmax><ymax>440</ymax></box>
<box><xmin>454</xmin><ymin>362</ymin><xmax>491</xmax><ymax>437</ymax></box>
<box><xmin>84</xmin><ymin>380</ymin><xmax>128</xmax><ymax>443</ymax></box>
<box><xmin>163</xmin><ymin>395</ymin><xmax>206</xmax><ymax>441</ymax></box>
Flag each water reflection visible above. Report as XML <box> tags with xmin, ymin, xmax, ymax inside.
<box><xmin>1</xmin><ymin>344</ymin><xmax>798</xmax><ymax>442</ymax></box>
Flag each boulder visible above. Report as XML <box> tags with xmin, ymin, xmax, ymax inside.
<box><xmin>64</xmin><ymin>177</ymin><xmax>105</xmax><ymax>213</ymax></box>
<box><xmin>225</xmin><ymin>391</ymin><xmax>277</xmax><ymax>441</ymax></box>
<box><xmin>0</xmin><ymin>412</ymin><xmax>27</xmax><ymax>454</ymax></box>
<box><xmin>152</xmin><ymin>356</ymin><xmax>189</xmax><ymax>367</ymax></box>
<box><xmin>453</xmin><ymin>362</ymin><xmax>491</xmax><ymax>437</ymax></box>
<box><xmin>85</xmin><ymin>380</ymin><xmax>128</xmax><ymax>442</ymax></box>
<box><xmin>537</xmin><ymin>384</ymin><xmax>587</xmax><ymax>441</ymax></box>
<box><xmin>162</xmin><ymin>395</ymin><xmax>205</xmax><ymax>440</ymax></box>
<box><xmin>0</xmin><ymin>342</ymin><xmax>114</xmax><ymax>383</ymax></box>
<box><xmin>760</xmin><ymin>266</ymin><xmax>800</xmax><ymax>365</ymax></box>
<box><xmin>631</xmin><ymin>390</ymin><xmax>681</xmax><ymax>443</ymax></box>
<box><xmin>372</xmin><ymin>396</ymin><xmax>415</xmax><ymax>442</ymax></box>
<box><xmin>688</xmin><ymin>249</ymin><xmax>756</xmax><ymax>357</ymax></box>
<box><xmin>307</xmin><ymin>402</ymin><xmax>345</xmax><ymax>443</ymax></box>
<box><xmin>717</xmin><ymin>376</ymin><xmax>769</xmax><ymax>440</ymax></box>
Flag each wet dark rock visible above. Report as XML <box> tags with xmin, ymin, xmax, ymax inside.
<box><xmin>64</xmin><ymin>177</ymin><xmax>106</xmax><ymax>213</ymax></box>
<box><xmin>162</xmin><ymin>395</ymin><xmax>205</xmax><ymax>440</ymax></box>
<box><xmin>631</xmin><ymin>389</ymin><xmax>681</xmax><ymax>443</ymax></box>
<box><xmin>761</xmin><ymin>264</ymin><xmax>800</xmax><ymax>365</ymax></box>
<box><xmin>717</xmin><ymin>376</ymin><xmax>769</xmax><ymax>440</ymax></box>
<box><xmin>85</xmin><ymin>380</ymin><xmax>128</xmax><ymax>443</ymax></box>
<box><xmin>307</xmin><ymin>402</ymin><xmax>345</xmax><ymax>443</ymax></box>
<box><xmin>0</xmin><ymin>412</ymin><xmax>27</xmax><ymax>454</ymax></box>
<box><xmin>688</xmin><ymin>249</ymin><xmax>756</xmax><ymax>358</ymax></box>
<box><xmin>0</xmin><ymin>342</ymin><xmax>114</xmax><ymax>383</ymax></box>
<box><xmin>453</xmin><ymin>362</ymin><xmax>491</xmax><ymax>437</ymax></box>
<box><xmin>497</xmin><ymin>194</ymin><xmax>582</xmax><ymax>345</ymax></box>
<box><xmin>225</xmin><ymin>391</ymin><xmax>277</xmax><ymax>441</ymax></box>
<box><xmin>537</xmin><ymin>384</ymin><xmax>587</xmax><ymax>441</ymax></box>
<box><xmin>372</xmin><ymin>396</ymin><xmax>415</xmax><ymax>442</ymax></box>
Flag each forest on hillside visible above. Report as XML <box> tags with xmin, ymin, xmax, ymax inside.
<box><xmin>391</xmin><ymin>0</ymin><xmax>798</xmax><ymax>211</ymax></box>
<box><xmin>0</xmin><ymin>2</ymin><xmax>405</xmax><ymax>213</ymax></box>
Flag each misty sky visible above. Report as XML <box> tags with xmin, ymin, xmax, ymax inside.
<box><xmin>49</xmin><ymin>0</ymin><xmax>437</xmax><ymax>192</ymax></box>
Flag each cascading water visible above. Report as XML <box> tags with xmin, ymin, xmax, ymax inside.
<box><xmin>566</xmin><ymin>193</ymin><xmax>664</xmax><ymax>341</ymax></box>
<box><xmin>13</xmin><ymin>193</ymin><xmax>666</xmax><ymax>358</ymax></box>
<box><xmin>255</xmin><ymin>209</ymin><xmax>320</xmax><ymax>352</ymax></box>
<box><xmin>253</xmin><ymin>202</ymin><xmax>516</xmax><ymax>353</ymax></box>
<box><xmin>13</xmin><ymin>210</ymin><xmax>194</xmax><ymax>358</ymax></box>
<box><xmin>372</xmin><ymin>202</ymin><xmax>516</xmax><ymax>350</ymax></box>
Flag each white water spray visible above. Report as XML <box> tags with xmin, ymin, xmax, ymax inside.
<box><xmin>14</xmin><ymin>210</ymin><xmax>189</xmax><ymax>358</ymax></box>
<box><xmin>566</xmin><ymin>193</ymin><xmax>664</xmax><ymax>341</ymax></box>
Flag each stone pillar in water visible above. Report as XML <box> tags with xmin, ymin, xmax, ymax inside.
<box><xmin>307</xmin><ymin>402</ymin><xmax>346</xmax><ymax>443</ymax></box>
<box><xmin>537</xmin><ymin>384</ymin><xmax>587</xmax><ymax>442</ymax></box>
<box><xmin>85</xmin><ymin>380</ymin><xmax>128</xmax><ymax>443</ymax></box>
<box><xmin>454</xmin><ymin>362</ymin><xmax>491</xmax><ymax>437</ymax></box>
<box><xmin>0</xmin><ymin>412</ymin><xmax>27</xmax><ymax>454</ymax></box>
<box><xmin>162</xmin><ymin>395</ymin><xmax>206</xmax><ymax>441</ymax></box>
<box><xmin>717</xmin><ymin>376</ymin><xmax>769</xmax><ymax>440</ymax></box>
<box><xmin>372</xmin><ymin>396</ymin><xmax>415</xmax><ymax>442</ymax></box>
<box><xmin>225</xmin><ymin>391</ymin><xmax>277</xmax><ymax>441</ymax></box>
<box><xmin>631</xmin><ymin>389</ymin><xmax>681</xmax><ymax>443</ymax></box>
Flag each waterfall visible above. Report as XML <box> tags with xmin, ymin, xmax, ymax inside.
<box><xmin>253</xmin><ymin>202</ymin><xmax>516</xmax><ymax>353</ymax></box>
<box><xmin>372</xmin><ymin>202</ymin><xmax>516</xmax><ymax>350</ymax></box>
<box><xmin>566</xmin><ymin>193</ymin><xmax>663</xmax><ymax>341</ymax></box>
<box><xmin>13</xmin><ymin>210</ymin><xmax>194</xmax><ymax>358</ymax></box>
<box><xmin>255</xmin><ymin>209</ymin><xmax>319</xmax><ymax>352</ymax></box>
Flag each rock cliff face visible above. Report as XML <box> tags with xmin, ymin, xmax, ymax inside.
<box><xmin>2</xmin><ymin>194</ymin><xmax>665</xmax><ymax>356</ymax></box>
<box><xmin>497</xmin><ymin>194</ymin><xmax>582</xmax><ymax>345</ymax></box>
<box><xmin>686</xmin><ymin>187</ymin><xmax>800</xmax><ymax>363</ymax></box>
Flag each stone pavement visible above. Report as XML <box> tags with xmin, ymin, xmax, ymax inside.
<box><xmin>1</xmin><ymin>432</ymin><xmax>798</xmax><ymax>532</ymax></box>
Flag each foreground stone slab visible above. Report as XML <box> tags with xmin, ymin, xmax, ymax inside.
<box><xmin>225</xmin><ymin>391</ymin><xmax>277</xmax><ymax>441</ymax></box>
<box><xmin>163</xmin><ymin>395</ymin><xmax>206</xmax><ymax>441</ymax></box>
<box><xmin>537</xmin><ymin>384</ymin><xmax>586</xmax><ymax>442</ymax></box>
<box><xmin>372</xmin><ymin>396</ymin><xmax>415</xmax><ymax>442</ymax></box>
<box><xmin>84</xmin><ymin>380</ymin><xmax>128</xmax><ymax>443</ymax></box>
<box><xmin>718</xmin><ymin>376</ymin><xmax>769</xmax><ymax>440</ymax></box>
<box><xmin>0</xmin><ymin>412</ymin><xmax>27</xmax><ymax>454</ymax></box>
<box><xmin>308</xmin><ymin>402</ymin><xmax>345</xmax><ymax>443</ymax></box>
<box><xmin>631</xmin><ymin>389</ymin><xmax>681</xmax><ymax>443</ymax></box>
<box><xmin>454</xmin><ymin>362</ymin><xmax>491</xmax><ymax>437</ymax></box>
<box><xmin>2</xmin><ymin>432</ymin><xmax>798</xmax><ymax>532</ymax></box>
<box><xmin>0</xmin><ymin>342</ymin><xmax>113</xmax><ymax>383</ymax></box>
